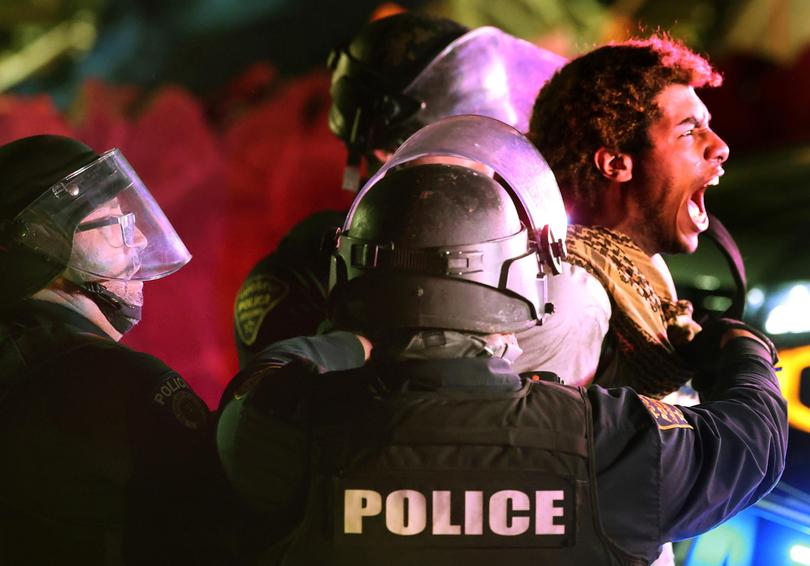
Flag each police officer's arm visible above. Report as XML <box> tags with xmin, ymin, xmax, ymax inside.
<box><xmin>233</xmin><ymin>211</ymin><xmax>348</xmax><ymax>367</ymax></box>
<box><xmin>221</xmin><ymin>331</ymin><xmax>369</xmax><ymax>407</ymax></box>
<box><xmin>217</xmin><ymin>332</ymin><xmax>369</xmax><ymax>518</ymax></box>
<box><xmin>120</xmin><ymin>351</ymin><xmax>228</xmax><ymax>564</ymax></box>
<box><xmin>588</xmin><ymin>334</ymin><xmax>786</xmax><ymax>560</ymax></box>
<box><xmin>233</xmin><ymin>258</ymin><xmax>329</xmax><ymax>367</ymax></box>
<box><xmin>249</xmin><ymin>331</ymin><xmax>369</xmax><ymax>373</ymax></box>
<box><xmin>659</xmin><ymin>335</ymin><xmax>787</xmax><ymax>540</ymax></box>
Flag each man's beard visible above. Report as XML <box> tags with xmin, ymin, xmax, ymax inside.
<box><xmin>628</xmin><ymin>165</ymin><xmax>684</xmax><ymax>255</ymax></box>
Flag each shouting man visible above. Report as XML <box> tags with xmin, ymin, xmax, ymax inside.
<box><xmin>521</xmin><ymin>36</ymin><xmax>729</xmax><ymax>397</ymax></box>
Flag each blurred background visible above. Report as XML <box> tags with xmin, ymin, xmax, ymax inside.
<box><xmin>2</xmin><ymin>1</ymin><xmax>807</xmax><ymax>563</ymax></box>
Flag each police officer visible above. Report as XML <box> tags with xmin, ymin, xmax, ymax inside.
<box><xmin>232</xmin><ymin>12</ymin><xmax>565</xmax><ymax>366</ymax></box>
<box><xmin>217</xmin><ymin>116</ymin><xmax>787</xmax><ymax>565</ymax></box>
<box><xmin>0</xmin><ymin>135</ymin><xmax>221</xmax><ymax>565</ymax></box>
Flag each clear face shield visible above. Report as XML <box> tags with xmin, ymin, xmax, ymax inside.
<box><xmin>404</xmin><ymin>27</ymin><xmax>567</xmax><ymax>134</ymax></box>
<box><xmin>341</xmin><ymin>115</ymin><xmax>568</xmax><ymax>323</ymax></box>
<box><xmin>14</xmin><ymin>149</ymin><xmax>191</xmax><ymax>283</ymax></box>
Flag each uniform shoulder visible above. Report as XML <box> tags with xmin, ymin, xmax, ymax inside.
<box><xmin>92</xmin><ymin>342</ymin><xmax>210</xmax><ymax>431</ymax></box>
<box><xmin>75</xmin><ymin>338</ymin><xmax>175</xmax><ymax>376</ymax></box>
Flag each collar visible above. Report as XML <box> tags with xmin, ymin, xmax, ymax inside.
<box><xmin>0</xmin><ymin>299</ymin><xmax>111</xmax><ymax>387</ymax></box>
<box><xmin>6</xmin><ymin>298</ymin><xmax>110</xmax><ymax>340</ymax></box>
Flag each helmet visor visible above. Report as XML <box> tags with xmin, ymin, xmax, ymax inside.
<box><xmin>347</xmin><ymin>115</ymin><xmax>568</xmax><ymax>243</ymax></box>
<box><xmin>15</xmin><ymin>149</ymin><xmax>191</xmax><ymax>281</ymax></box>
<box><xmin>404</xmin><ymin>27</ymin><xmax>566</xmax><ymax>133</ymax></box>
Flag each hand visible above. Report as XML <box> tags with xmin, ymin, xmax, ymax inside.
<box><xmin>680</xmin><ymin>317</ymin><xmax>778</xmax><ymax>392</ymax></box>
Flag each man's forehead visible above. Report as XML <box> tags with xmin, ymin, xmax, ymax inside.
<box><xmin>83</xmin><ymin>198</ymin><xmax>122</xmax><ymax>220</ymax></box>
<box><xmin>653</xmin><ymin>84</ymin><xmax>709</xmax><ymax>126</ymax></box>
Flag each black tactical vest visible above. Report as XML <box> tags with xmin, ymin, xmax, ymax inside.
<box><xmin>267</xmin><ymin>363</ymin><xmax>646</xmax><ymax>566</ymax></box>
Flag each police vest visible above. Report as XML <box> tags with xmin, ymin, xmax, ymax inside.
<box><xmin>270</xmin><ymin>364</ymin><xmax>646</xmax><ymax>566</ymax></box>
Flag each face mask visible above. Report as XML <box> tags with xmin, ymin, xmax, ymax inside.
<box><xmin>82</xmin><ymin>280</ymin><xmax>143</xmax><ymax>335</ymax></box>
<box><xmin>379</xmin><ymin>330</ymin><xmax>523</xmax><ymax>364</ymax></box>
<box><xmin>484</xmin><ymin>333</ymin><xmax>524</xmax><ymax>365</ymax></box>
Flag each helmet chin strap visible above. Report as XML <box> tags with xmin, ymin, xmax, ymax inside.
<box><xmin>65</xmin><ymin>270</ymin><xmax>143</xmax><ymax>335</ymax></box>
<box><xmin>79</xmin><ymin>280</ymin><xmax>143</xmax><ymax>335</ymax></box>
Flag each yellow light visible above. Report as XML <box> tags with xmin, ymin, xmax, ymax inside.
<box><xmin>777</xmin><ymin>345</ymin><xmax>810</xmax><ymax>434</ymax></box>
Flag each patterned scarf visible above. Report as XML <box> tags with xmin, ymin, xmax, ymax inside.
<box><xmin>565</xmin><ymin>225</ymin><xmax>701</xmax><ymax>398</ymax></box>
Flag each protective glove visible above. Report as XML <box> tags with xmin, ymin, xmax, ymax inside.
<box><xmin>679</xmin><ymin>316</ymin><xmax>778</xmax><ymax>393</ymax></box>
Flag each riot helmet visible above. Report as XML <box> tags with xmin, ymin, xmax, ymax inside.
<box><xmin>328</xmin><ymin>13</ymin><xmax>565</xmax><ymax>190</ymax></box>
<box><xmin>328</xmin><ymin>115</ymin><xmax>568</xmax><ymax>335</ymax></box>
<box><xmin>0</xmin><ymin>135</ymin><xmax>191</xmax><ymax>310</ymax></box>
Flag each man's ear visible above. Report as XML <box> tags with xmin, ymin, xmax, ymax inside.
<box><xmin>594</xmin><ymin>148</ymin><xmax>633</xmax><ymax>183</ymax></box>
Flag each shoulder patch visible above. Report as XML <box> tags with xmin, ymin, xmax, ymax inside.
<box><xmin>152</xmin><ymin>374</ymin><xmax>209</xmax><ymax>430</ymax></box>
<box><xmin>234</xmin><ymin>274</ymin><xmax>290</xmax><ymax>346</ymax></box>
<box><xmin>638</xmin><ymin>395</ymin><xmax>693</xmax><ymax>431</ymax></box>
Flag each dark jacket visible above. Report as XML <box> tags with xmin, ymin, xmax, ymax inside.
<box><xmin>0</xmin><ymin>299</ymin><xmax>218</xmax><ymax>565</ymax></box>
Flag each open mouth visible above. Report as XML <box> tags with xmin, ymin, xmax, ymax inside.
<box><xmin>688</xmin><ymin>187</ymin><xmax>709</xmax><ymax>231</ymax></box>
<box><xmin>687</xmin><ymin>187</ymin><xmax>709</xmax><ymax>232</ymax></box>
<box><xmin>688</xmin><ymin>171</ymin><xmax>722</xmax><ymax>231</ymax></box>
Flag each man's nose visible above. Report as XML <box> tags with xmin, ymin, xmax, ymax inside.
<box><xmin>705</xmin><ymin>130</ymin><xmax>729</xmax><ymax>163</ymax></box>
<box><xmin>131</xmin><ymin>227</ymin><xmax>148</xmax><ymax>249</ymax></box>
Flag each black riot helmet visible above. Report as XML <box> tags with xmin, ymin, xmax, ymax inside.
<box><xmin>327</xmin><ymin>13</ymin><xmax>566</xmax><ymax>190</ymax></box>
<box><xmin>328</xmin><ymin>115</ymin><xmax>568</xmax><ymax>335</ymax></box>
<box><xmin>328</xmin><ymin>13</ymin><xmax>467</xmax><ymax>189</ymax></box>
<box><xmin>0</xmin><ymin>135</ymin><xmax>191</xmax><ymax>309</ymax></box>
<box><xmin>0</xmin><ymin>136</ymin><xmax>98</xmax><ymax>307</ymax></box>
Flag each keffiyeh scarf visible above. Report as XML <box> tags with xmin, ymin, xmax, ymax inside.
<box><xmin>565</xmin><ymin>225</ymin><xmax>701</xmax><ymax>398</ymax></box>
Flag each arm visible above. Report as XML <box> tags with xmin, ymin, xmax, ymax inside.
<box><xmin>118</xmin><ymin>350</ymin><xmax>228</xmax><ymax>564</ymax></box>
<box><xmin>216</xmin><ymin>359</ymin><xmax>316</xmax><ymax>521</ymax></box>
<box><xmin>589</xmin><ymin>335</ymin><xmax>787</xmax><ymax>560</ymax></box>
<box><xmin>660</xmin><ymin>336</ymin><xmax>787</xmax><ymax>539</ymax></box>
<box><xmin>220</xmin><ymin>331</ymin><xmax>368</xmax><ymax>411</ymax></box>
<box><xmin>247</xmin><ymin>331</ymin><xmax>369</xmax><ymax>373</ymax></box>
<box><xmin>233</xmin><ymin>259</ymin><xmax>329</xmax><ymax>367</ymax></box>
<box><xmin>217</xmin><ymin>332</ymin><xmax>368</xmax><ymax>519</ymax></box>
<box><xmin>233</xmin><ymin>211</ymin><xmax>347</xmax><ymax>367</ymax></box>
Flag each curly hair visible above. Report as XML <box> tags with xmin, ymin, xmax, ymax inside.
<box><xmin>528</xmin><ymin>35</ymin><xmax>721</xmax><ymax>218</ymax></box>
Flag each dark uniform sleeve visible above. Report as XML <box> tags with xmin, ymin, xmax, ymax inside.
<box><xmin>233</xmin><ymin>211</ymin><xmax>346</xmax><ymax>367</ymax></box>
<box><xmin>659</xmin><ymin>338</ymin><xmax>787</xmax><ymax>538</ymax></box>
<box><xmin>118</xmin><ymin>350</ymin><xmax>231</xmax><ymax>565</ymax></box>
<box><xmin>588</xmin><ymin>336</ymin><xmax>787</xmax><ymax>561</ymax></box>
<box><xmin>217</xmin><ymin>332</ymin><xmax>367</xmax><ymax>518</ymax></box>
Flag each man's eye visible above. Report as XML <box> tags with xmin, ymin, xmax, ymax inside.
<box><xmin>681</xmin><ymin>129</ymin><xmax>694</xmax><ymax>137</ymax></box>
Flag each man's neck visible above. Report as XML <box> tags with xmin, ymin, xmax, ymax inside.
<box><xmin>609</xmin><ymin>221</ymin><xmax>657</xmax><ymax>256</ymax></box>
<box><xmin>32</xmin><ymin>284</ymin><xmax>122</xmax><ymax>341</ymax></box>
<box><xmin>577</xmin><ymin>208</ymin><xmax>658</xmax><ymax>257</ymax></box>
<box><xmin>574</xmin><ymin>182</ymin><xmax>659</xmax><ymax>256</ymax></box>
